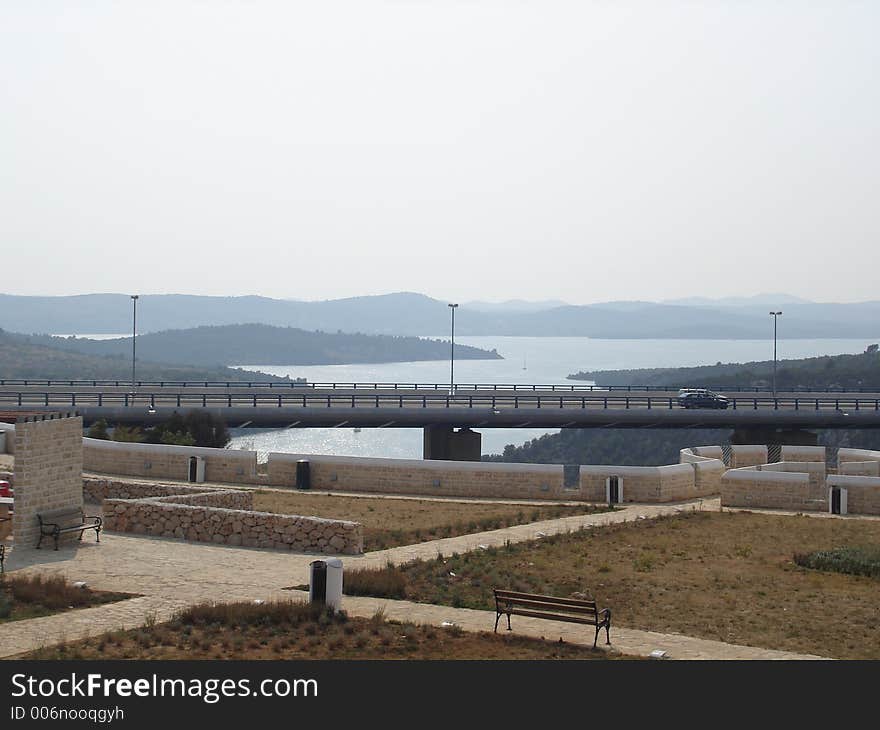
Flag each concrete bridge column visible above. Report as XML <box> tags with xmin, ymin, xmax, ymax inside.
<box><xmin>423</xmin><ymin>426</ymin><xmax>482</xmax><ymax>461</ymax></box>
<box><xmin>730</xmin><ymin>427</ymin><xmax>818</xmax><ymax>446</ymax></box>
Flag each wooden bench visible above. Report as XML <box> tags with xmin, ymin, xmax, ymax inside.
<box><xmin>36</xmin><ymin>507</ymin><xmax>102</xmax><ymax>550</ymax></box>
<box><xmin>493</xmin><ymin>588</ymin><xmax>612</xmax><ymax>648</ymax></box>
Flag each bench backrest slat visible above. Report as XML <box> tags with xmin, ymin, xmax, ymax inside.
<box><xmin>38</xmin><ymin>508</ymin><xmax>85</xmax><ymax>526</ymax></box>
<box><xmin>494</xmin><ymin>589</ymin><xmax>597</xmax><ymax>611</ymax></box>
<box><xmin>495</xmin><ymin>596</ymin><xmax>597</xmax><ymax>615</ymax></box>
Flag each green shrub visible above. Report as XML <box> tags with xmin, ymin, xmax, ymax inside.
<box><xmin>793</xmin><ymin>546</ymin><xmax>880</xmax><ymax>578</ymax></box>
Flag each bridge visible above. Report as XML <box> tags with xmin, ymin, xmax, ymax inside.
<box><xmin>2</xmin><ymin>380</ymin><xmax>879</xmax><ymax>460</ymax></box>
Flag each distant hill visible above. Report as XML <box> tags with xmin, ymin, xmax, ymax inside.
<box><xmin>0</xmin><ymin>329</ymin><xmax>288</xmax><ymax>382</ymax></box>
<box><xmin>569</xmin><ymin>345</ymin><xmax>880</xmax><ymax>390</ymax></box>
<box><xmin>2</xmin><ymin>291</ymin><xmax>880</xmax><ymax>339</ymax></box>
<box><xmin>29</xmin><ymin>324</ymin><xmax>502</xmax><ymax>367</ymax></box>
<box><xmin>461</xmin><ymin>299</ymin><xmax>568</xmax><ymax>313</ymax></box>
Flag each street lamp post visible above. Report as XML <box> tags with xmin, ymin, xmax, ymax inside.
<box><xmin>131</xmin><ymin>295</ymin><xmax>139</xmax><ymax>388</ymax></box>
<box><xmin>769</xmin><ymin>310</ymin><xmax>782</xmax><ymax>398</ymax></box>
<box><xmin>448</xmin><ymin>303</ymin><xmax>458</xmax><ymax>396</ymax></box>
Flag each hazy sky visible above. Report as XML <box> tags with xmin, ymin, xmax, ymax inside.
<box><xmin>2</xmin><ymin>1</ymin><xmax>877</xmax><ymax>304</ymax></box>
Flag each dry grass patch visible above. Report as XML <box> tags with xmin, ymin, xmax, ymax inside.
<box><xmin>0</xmin><ymin>573</ymin><xmax>133</xmax><ymax>623</ymax></box>
<box><xmin>339</xmin><ymin>511</ymin><xmax>880</xmax><ymax>659</ymax></box>
<box><xmin>18</xmin><ymin>599</ymin><xmax>625</xmax><ymax>660</ymax></box>
<box><xmin>252</xmin><ymin>490</ymin><xmax>607</xmax><ymax>550</ymax></box>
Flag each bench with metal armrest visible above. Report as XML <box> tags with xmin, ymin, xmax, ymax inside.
<box><xmin>493</xmin><ymin>588</ymin><xmax>611</xmax><ymax>648</ymax></box>
<box><xmin>36</xmin><ymin>507</ymin><xmax>102</xmax><ymax>550</ymax></box>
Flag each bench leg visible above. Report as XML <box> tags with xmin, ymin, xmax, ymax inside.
<box><xmin>96</xmin><ymin>527</ymin><xmax>101</xmax><ymax>544</ymax></box>
<box><xmin>53</xmin><ymin>530</ymin><xmax>60</xmax><ymax>551</ymax></box>
<box><xmin>506</xmin><ymin>613</ymin><xmax>512</xmax><ymax>631</ymax></box>
<box><xmin>593</xmin><ymin>626</ymin><xmax>600</xmax><ymax>649</ymax></box>
<box><xmin>36</xmin><ymin>532</ymin><xmax>43</xmax><ymax>549</ymax></box>
<box><xmin>494</xmin><ymin>612</ymin><xmax>501</xmax><ymax>633</ymax></box>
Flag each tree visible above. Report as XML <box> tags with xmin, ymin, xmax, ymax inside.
<box><xmin>111</xmin><ymin>425</ymin><xmax>142</xmax><ymax>442</ymax></box>
<box><xmin>142</xmin><ymin>411</ymin><xmax>230</xmax><ymax>448</ymax></box>
<box><xmin>183</xmin><ymin>411</ymin><xmax>230</xmax><ymax>448</ymax></box>
<box><xmin>87</xmin><ymin>419</ymin><xmax>109</xmax><ymax>440</ymax></box>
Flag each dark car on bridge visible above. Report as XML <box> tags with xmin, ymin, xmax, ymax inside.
<box><xmin>677</xmin><ymin>390</ymin><xmax>729</xmax><ymax>409</ymax></box>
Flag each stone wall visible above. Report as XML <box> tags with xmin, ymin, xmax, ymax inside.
<box><xmin>826</xmin><ymin>475</ymin><xmax>880</xmax><ymax>516</ymax></box>
<box><xmin>266</xmin><ymin>453</ymin><xmax>569</xmax><ymax>501</ymax></box>
<box><xmin>103</xmin><ymin>497</ymin><xmax>361</xmax><ymax>554</ymax></box>
<box><xmin>82</xmin><ymin>477</ymin><xmax>213</xmax><ymax>503</ymax></box>
<box><xmin>87</xmin><ymin>478</ymin><xmax>362</xmax><ymax>554</ymax></box>
<box><xmin>84</xmin><ymin>438</ymin><xmax>260</xmax><ymax>484</ymax></box>
<box><xmin>679</xmin><ymin>447</ymin><xmax>725</xmax><ymax>494</ymax></box>
<box><xmin>729</xmin><ymin>445</ymin><xmax>768</xmax><ymax>469</ymax></box>
<box><xmin>13</xmin><ymin>413</ymin><xmax>83</xmax><ymax>549</ymax></box>
<box><xmin>781</xmin><ymin>445</ymin><xmax>826</xmax><ymax>463</ymax></box>
<box><xmin>757</xmin><ymin>461</ymin><xmax>826</xmax><ymax>490</ymax></box>
<box><xmin>839</xmin><ymin>461</ymin><xmax>880</xmax><ymax>477</ymax></box>
<box><xmin>579</xmin><ymin>463</ymin><xmax>710</xmax><ymax>502</ymax></box>
<box><xmin>721</xmin><ymin>468</ymin><xmax>827</xmax><ymax>511</ymax></box>
<box><xmin>837</xmin><ymin>448</ymin><xmax>880</xmax><ymax>467</ymax></box>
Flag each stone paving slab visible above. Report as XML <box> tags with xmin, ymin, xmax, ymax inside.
<box><xmin>0</xmin><ymin>498</ymin><xmax>829</xmax><ymax>661</ymax></box>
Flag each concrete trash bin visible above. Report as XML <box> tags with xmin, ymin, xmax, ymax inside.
<box><xmin>309</xmin><ymin>558</ymin><xmax>343</xmax><ymax>611</ymax></box>
<box><xmin>296</xmin><ymin>459</ymin><xmax>311</xmax><ymax>490</ymax></box>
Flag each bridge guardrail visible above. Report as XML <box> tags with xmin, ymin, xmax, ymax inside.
<box><xmin>1</xmin><ymin>391</ymin><xmax>878</xmax><ymax>412</ymax></box>
<box><xmin>0</xmin><ymin>379</ymin><xmax>878</xmax><ymax>393</ymax></box>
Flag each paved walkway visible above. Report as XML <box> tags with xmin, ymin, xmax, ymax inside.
<box><xmin>0</xmin><ymin>498</ymin><xmax>825</xmax><ymax>660</ymax></box>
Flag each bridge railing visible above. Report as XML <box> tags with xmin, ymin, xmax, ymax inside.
<box><xmin>1</xmin><ymin>391</ymin><xmax>878</xmax><ymax>412</ymax></box>
<box><xmin>0</xmin><ymin>379</ymin><xmax>878</xmax><ymax>394</ymax></box>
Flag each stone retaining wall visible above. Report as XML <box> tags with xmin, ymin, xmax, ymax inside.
<box><xmin>266</xmin><ymin>453</ymin><xmax>570</xmax><ymax>501</ymax></box>
<box><xmin>579</xmin><ymin>463</ymin><xmax>711</xmax><ymax>502</ymax></box>
<box><xmin>781</xmin><ymin>445</ymin><xmax>826</xmax><ymax>463</ymax></box>
<box><xmin>721</xmin><ymin>469</ymin><xmax>827</xmax><ymax>511</ymax></box>
<box><xmin>837</xmin><ymin>448</ymin><xmax>880</xmax><ymax>467</ymax></box>
<box><xmin>729</xmin><ymin>445</ymin><xmax>768</xmax><ymax>469</ymax></box>
<box><xmin>104</xmin><ymin>497</ymin><xmax>361</xmax><ymax>553</ymax></box>
<box><xmin>82</xmin><ymin>477</ymin><xmax>213</xmax><ymax>503</ymax></box>
<box><xmin>826</xmin><ymin>475</ymin><xmax>880</xmax><ymax>515</ymax></box>
<box><xmin>839</xmin><ymin>461</ymin><xmax>880</xmax><ymax>477</ymax></box>
<box><xmin>88</xmin><ymin>478</ymin><xmax>362</xmax><ymax>554</ymax></box>
<box><xmin>84</xmin><ymin>438</ymin><xmax>260</xmax><ymax>484</ymax></box>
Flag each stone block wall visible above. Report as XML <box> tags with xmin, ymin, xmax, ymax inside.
<box><xmin>690</xmin><ymin>459</ymin><xmax>725</xmax><ymax>495</ymax></box>
<box><xmin>781</xmin><ymin>445</ymin><xmax>826</xmax><ymax>462</ymax></box>
<box><xmin>826</xmin><ymin>475</ymin><xmax>880</xmax><ymax>515</ymax></box>
<box><xmin>13</xmin><ymin>413</ymin><xmax>84</xmax><ymax>549</ymax></box>
<box><xmin>721</xmin><ymin>469</ymin><xmax>826</xmax><ymax>511</ymax></box>
<box><xmin>757</xmin><ymin>461</ymin><xmax>826</xmax><ymax>490</ymax></box>
<box><xmin>729</xmin><ymin>445</ymin><xmax>768</xmax><ymax>469</ymax></box>
<box><xmin>837</xmin><ymin>448</ymin><xmax>880</xmax><ymax>467</ymax></box>
<box><xmin>578</xmin><ymin>464</ymin><xmax>706</xmax><ymax>503</ymax></box>
<box><xmin>266</xmin><ymin>453</ymin><xmax>569</xmax><ymax>501</ymax></box>
<box><xmin>839</xmin><ymin>461</ymin><xmax>880</xmax><ymax>477</ymax></box>
<box><xmin>84</xmin><ymin>438</ymin><xmax>260</xmax><ymax>484</ymax></box>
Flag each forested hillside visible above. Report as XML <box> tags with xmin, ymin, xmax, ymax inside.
<box><xmin>28</xmin><ymin>324</ymin><xmax>501</xmax><ymax>367</ymax></box>
<box><xmin>0</xmin><ymin>329</ymin><xmax>289</xmax><ymax>382</ymax></box>
<box><xmin>569</xmin><ymin>345</ymin><xmax>880</xmax><ymax>390</ymax></box>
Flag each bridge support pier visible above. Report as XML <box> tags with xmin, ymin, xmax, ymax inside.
<box><xmin>731</xmin><ymin>427</ymin><xmax>818</xmax><ymax>446</ymax></box>
<box><xmin>423</xmin><ymin>426</ymin><xmax>482</xmax><ymax>461</ymax></box>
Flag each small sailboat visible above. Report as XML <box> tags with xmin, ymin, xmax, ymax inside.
<box><xmin>353</xmin><ymin>427</ymin><xmax>362</xmax><ymax>434</ymax></box>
